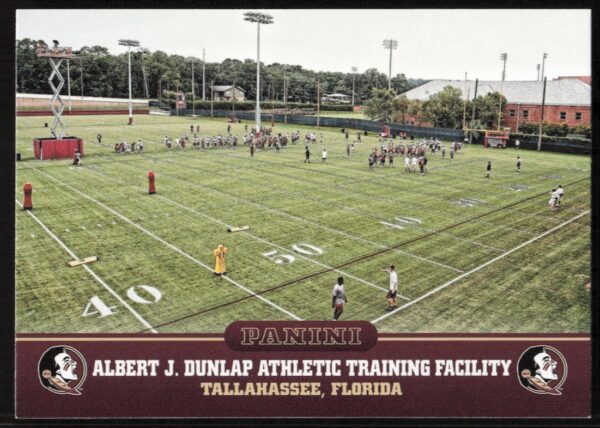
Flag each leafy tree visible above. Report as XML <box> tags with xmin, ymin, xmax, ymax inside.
<box><xmin>364</xmin><ymin>89</ymin><xmax>397</xmax><ymax>122</ymax></box>
<box><xmin>466</xmin><ymin>91</ymin><xmax>508</xmax><ymax>130</ymax></box>
<box><xmin>391</xmin><ymin>95</ymin><xmax>410</xmax><ymax>123</ymax></box>
<box><xmin>422</xmin><ymin>86</ymin><xmax>464</xmax><ymax>128</ymax></box>
<box><xmin>407</xmin><ymin>100</ymin><xmax>425</xmax><ymax>126</ymax></box>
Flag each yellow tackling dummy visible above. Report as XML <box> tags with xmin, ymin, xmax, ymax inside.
<box><xmin>213</xmin><ymin>244</ymin><xmax>228</xmax><ymax>275</ymax></box>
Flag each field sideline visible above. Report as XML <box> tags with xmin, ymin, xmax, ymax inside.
<box><xmin>15</xmin><ymin>115</ymin><xmax>591</xmax><ymax>333</ymax></box>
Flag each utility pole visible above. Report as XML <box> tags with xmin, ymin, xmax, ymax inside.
<box><xmin>232</xmin><ymin>79</ymin><xmax>236</xmax><ymax>120</ymax></box>
<box><xmin>469</xmin><ymin>78</ymin><xmax>479</xmax><ymax>144</ymax></box>
<box><xmin>176</xmin><ymin>81</ymin><xmax>179</xmax><ymax>117</ymax></box>
<box><xmin>66</xmin><ymin>59</ymin><xmax>72</xmax><ymax>113</ymax></box>
<box><xmin>80</xmin><ymin>57</ymin><xmax>84</xmax><ymax>97</ymax></box>
<box><xmin>159</xmin><ymin>78</ymin><xmax>162</xmax><ymax>107</ymax></box>
<box><xmin>202</xmin><ymin>48</ymin><xmax>206</xmax><ymax>100</ymax></box>
<box><xmin>316</xmin><ymin>75</ymin><xmax>320</xmax><ymax>128</ymax></box>
<box><xmin>244</xmin><ymin>11</ymin><xmax>274</xmax><ymax>136</ymax></box>
<box><xmin>140</xmin><ymin>49</ymin><xmax>150</xmax><ymax>99</ymax></box>
<box><xmin>497</xmin><ymin>53</ymin><xmax>507</xmax><ymax>131</ymax></box>
<box><xmin>192</xmin><ymin>58</ymin><xmax>195</xmax><ymax>117</ymax></box>
<box><xmin>283</xmin><ymin>68</ymin><xmax>288</xmax><ymax>124</ymax></box>
<box><xmin>537</xmin><ymin>77</ymin><xmax>547</xmax><ymax>151</ymax></box>
<box><xmin>382</xmin><ymin>39</ymin><xmax>398</xmax><ymax>91</ymax></box>
<box><xmin>210</xmin><ymin>80</ymin><xmax>214</xmax><ymax>118</ymax></box>
<box><xmin>187</xmin><ymin>57</ymin><xmax>196</xmax><ymax>117</ymax></box>
<box><xmin>462</xmin><ymin>72</ymin><xmax>467</xmax><ymax>129</ymax></box>
<box><xmin>540</xmin><ymin>52</ymin><xmax>548</xmax><ymax>81</ymax></box>
<box><xmin>351</xmin><ymin>66</ymin><xmax>358</xmax><ymax>107</ymax></box>
<box><xmin>118</xmin><ymin>39</ymin><xmax>140</xmax><ymax>125</ymax></box>
<box><xmin>271</xmin><ymin>75</ymin><xmax>275</xmax><ymax>127</ymax></box>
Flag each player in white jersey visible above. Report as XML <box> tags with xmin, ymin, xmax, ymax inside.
<box><xmin>548</xmin><ymin>189</ymin><xmax>558</xmax><ymax>211</ymax></box>
<box><xmin>556</xmin><ymin>185</ymin><xmax>564</xmax><ymax>206</ymax></box>
<box><xmin>404</xmin><ymin>155</ymin><xmax>410</xmax><ymax>172</ymax></box>
<box><xmin>411</xmin><ymin>156</ymin><xmax>418</xmax><ymax>172</ymax></box>
<box><xmin>331</xmin><ymin>277</ymin><xmax>347</xmax><ymax>320</ymax></box>
<box><xmin>384</xmin><ymin>265</ymin><xmax>398</xmax><ymax>311</ymax></box>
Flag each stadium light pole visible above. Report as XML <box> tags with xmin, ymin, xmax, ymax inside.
<box><xmin>540</xmin><ymin>52</ymin><xmax>548</xmax><ymax>81</ymax></box>
<box><xmin>351</xmin><ymin>66</ymin><xmax>358</xmax><ymax>107</ymax></box>
<box><xmin>244</xmin><ymin>11</ymin><xmax>274</xmax><ymax>136</ymax></box>
<box><xmin>497</xmin><ymin>53</ymin><xmax>507</xmax><ymax>131</ymax></box>
<box><xmin>382</xmin><ymin>39</ymin><xmax>397</xmax><ymax>91</ymax></box>
<box><xmin>537</xmin><ymin>77</ymin><xmax>547</xmax><ymax>151</ymax></box>
<box><xmin>118</xmin><ymin>39</ymin><xmax>140</xmax><ymax>125</ymax></box>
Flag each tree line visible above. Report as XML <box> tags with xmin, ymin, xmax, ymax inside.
<box><xmin>364</xmin><ymin>86</ymin><xmax>511</xmax><ymax>131</ymax></box>
<box><xmin>16</xmin><ymin>38</ymin><xmax>427</xmax><ymax>104</ymax></box>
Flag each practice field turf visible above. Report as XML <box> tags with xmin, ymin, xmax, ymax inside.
<box><xmin>15</xmin><ymin>115</ymin><xmax>591</xmax><ymax>333</ymax></box>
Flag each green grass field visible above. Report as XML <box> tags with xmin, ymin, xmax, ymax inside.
<box><xmin>15</xmin><ymin>114</ymin><xmax>591</xmax><ymax>333</ymax></box>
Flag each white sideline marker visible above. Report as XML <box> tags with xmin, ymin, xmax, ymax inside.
<box><xmin>35</xmin><ymin>169</ymin><xmax>302</xmax><ymax>321</ymax></box>
<box><xmin>371</xmin><ymin>209</ymin><xmax>590</xmax><ymax>325</ymax></box>
<box><xmin>16</xmin><ymin>199</ymin><xmax>157</xmax><ymax>333</ymax></box>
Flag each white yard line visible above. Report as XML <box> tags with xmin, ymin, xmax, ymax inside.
<box><xmin>35</xmin><ymin>169</ymin><xmax>302</xmax><ymax>321</ymax></box>
<box><xmin>129</xmin><ymin>158</ymin><xmax>464</xmax><ymax>274</ymax></box>
<box><xmin>153</xmin><ymin>192</ymin><xmax>409</xmax><ymax>299</ymax></box>
<box><xmin>16</xmin><ymin>199</ymin><xmax>158</xmax><ymax>333</ymax></box>
<box><xmin>79</xmin><ymin>163</ymin><xmax>412</xmax><ymax>299</ymax></box>
<box><xmin>371</xmin><ymin>209</ymin><xmax>590</xmax><ymax>324</ymax></box>
<box><xmin>147</xmin><ymin>152</ymin><xmax>548</xmax><ymax>257</ymax></box>
<box><xmin>161</xmin><ymin>156</ymin><xmax>495</xmax><ymax>260</ymax></box>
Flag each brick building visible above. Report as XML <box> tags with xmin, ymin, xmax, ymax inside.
<box><xmin>400</xmin><ymin>77</ymin><xmax>591</xmax><ymax>132</ymax></box>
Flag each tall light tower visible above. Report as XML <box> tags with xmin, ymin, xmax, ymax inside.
<box><xmin>382</xmin><ymin>39</ymin><xmax>397</xmax><ymax>91</ymax></box>
<box><xmin>497</xmin><ymin>53</ymin><xmax>507</xmax><ymax>131</ymax></box>
<box><xmin>187</xmin><ymin>56</ymin><xmax>196</xmax><ymax>117</ymax></box>
<box><xmin>540</xmin><ymin>52</ymin><xmax>548</xmax><ymax>81</ymax></box>
<box><xmin>118</xmin><ymin>39</ymin><xmax>140</xmax><ymax>125</ymax></box>
<box><xmin>243</xmin><ymin>11</ymin><xmax>274</xmax><ymax>136</ymax></box>
<box><xmin>351</xmin><ymin>66</ymin><xmax>358</xmax><ymax>107</ymax></box>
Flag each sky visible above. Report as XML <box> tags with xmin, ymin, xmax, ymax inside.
<box><xmin>16</xmin><ymin>9</ymin><xmax>591</xmax><ymax>81</ymax></box>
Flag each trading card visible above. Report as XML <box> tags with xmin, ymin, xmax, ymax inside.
<box><xmin>11</xmin><ymin>7</ymin><xmax>592</xmax><ymax>420</ymax></box>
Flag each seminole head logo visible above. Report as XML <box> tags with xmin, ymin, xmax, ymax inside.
<box><xmin>517</xmin><ymin>345</ymin><xmax>567</xmax><ymax>395</ymax></box>
<box><xmin>38</xmin><ymin>346</ymin><xmax>87</xmax><ymax>395</ymax></box>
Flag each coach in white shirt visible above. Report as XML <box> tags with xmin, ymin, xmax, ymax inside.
<box><xmin>385</xmin><ymin>265</ymin><xmax>398</xmax><ymax>311</ymax></box>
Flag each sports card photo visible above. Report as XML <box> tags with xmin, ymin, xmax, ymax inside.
<box><xmin>5</xmin><ymin>5</ymin><xmax>595</xmax><ymax>421</ymax></box>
